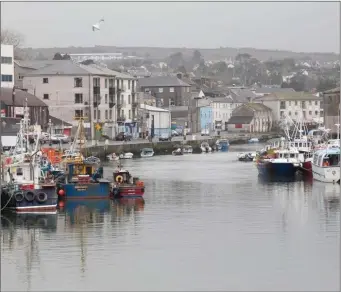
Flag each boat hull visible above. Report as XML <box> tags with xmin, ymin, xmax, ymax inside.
<box><xmin>60</xmin><ymin>182</ymin><xmax>111</xmax><ymax>199</ymax></box>
<box><xmin>312</xmin><ymin>165</ymin><xmax>340</xmax><ymax>183</ymax></box>
<box><xmin>111</xmin><ymin>185</ymin><xmax>144</xmax><ymax>198</ymax></box>
<box><xmin>1</xmin><ymin>186</ymin><xmax>57</xmax><ymax>213</ymax></box>
<box><xmin>257</xmin><ymin>161</ymin><xmax>299</xmax><ymax>177</ymax></box>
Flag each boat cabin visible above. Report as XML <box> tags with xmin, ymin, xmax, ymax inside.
<box><xmin>327</xmin><ymin>139</ymin><xmax>340</xmax><ymax>148</ymax></box>
<box><xmin>141</xmin><ymin>148</ymin><xmax>154</xmax><ymax>154</ymax></box>
<box><xmin>113</xmin><ymin>170</ymin><xmax>132</xmax><ymax>184</ymax></box>
<box><xmin>313</xmin><ymin>149</ymin><xmax>340</xmax><ymax>167</ymax></box>
<box><xmin>274</xmin><ymin>150</ymin><xmax>300</xmax><ymax>159</ymax></box>
<box><xmin>288</xmin><ymin>139</ymin><xmax>312</xmax><ymax>152</ymax></box>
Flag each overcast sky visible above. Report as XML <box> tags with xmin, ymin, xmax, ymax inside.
<box><xmin>1</xmin><ymin>1</ymin><xmax>339</xmax><ymax>53</ymax></box>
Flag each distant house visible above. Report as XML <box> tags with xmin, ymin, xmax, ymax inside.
<box><xmin>230</xmin><ymin>88</ymin><xmax>257</xmax><ymax>103</ymax></box>
<box><xmin>323</xmin><ymin>87</ymin><xmax>340</xmax><ymax>136</ymax></box>
<box><xmin>49</xmin><ymin>115</ymin><xmax>73</xmax><ymax>136</ymax></box>
<box><xmin>227</xmin><ymin>103</ymin><xmax>272</xmax><ymax>133</ymax></box>
<box><xmin>251</xmin><ymin>87</ymin><xmax>295</xmax><ymax>97</ymax></box>
<box><xmin>138</xmin><ymin>76</ymin><xmax>191</xmax><ymax>107</ymax></box>
<box><xmin>0</xmin><ymin>87</ymin><xmax>49</xmax><ymax>128</ymax></box>
<box><xmin>189</xmin><ymin>98</ymin><xmax>212</xmax><ymax>133</ymax></box>
<box><xmin>211</xmin><ymin>96</ymin><xmax>239</xmax><ymax>131</ymax></box>
<box><xmin>255</xmin><ymin>92</ymin><xmax>323</xmax><ymax>123</ymax></box>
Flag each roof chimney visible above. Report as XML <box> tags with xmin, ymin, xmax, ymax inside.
<box><xmin>176</xmin><ymin>73</ymin><xmax>182</xmax><ymax>79</ymax></box>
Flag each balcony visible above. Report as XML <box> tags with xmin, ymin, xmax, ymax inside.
<box><xmin>93</xmin><ymin>94</ymin><xmax>101</xmax><ymax>107</ymax></box>
<box><xmin>93</xmin><ymin>86</ymin><xmax>100</xmax><ymax>95</ymax></box>
<box><xmin>109</xmin><ymin>87</ymin><xmax>116</xmax><ymax>95</ymax></box>
<box><xmin>117</xmin><ymin>100</ymin><xmax>126</xmax><ymax>108</ymax></box>
<box><xmin>117</xmin><ymin>116</ymin><xmax>126</xmax><ymax>122</ymax></box>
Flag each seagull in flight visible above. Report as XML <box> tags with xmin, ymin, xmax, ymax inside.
<box><xmin>92</xmin><ymin>18</ymin><xmax>104</xmax><ymax>31</ymax></box>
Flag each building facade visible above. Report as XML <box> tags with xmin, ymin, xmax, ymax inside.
<box><xmin>211</xmin><ymin>96</ymin><xmax>241</xmax><ymax>131</ymax></box>
<box><xmin>227</xmin><ymin>103</ymin><xmax>272</xmax><ymax>133</ymax></box>
<box><xmin>255</xmin><ymin>92</ymin><xmax>323</xmax><ymax>124</ymax></box>
<box><xmin>1</xmin><ymin>44</ymin><xmax>14</xmax><ymax>88</ymax></box>
<box><xmin>138</xmin><ymin>76</ymin><xmax>191</xmax><ymax>107</ymax></box>
<box><xmin>199</xmin><ymin>106</ymin><xmax>213</xmax><ymax>132</ymax></box>
<box><xmin>323</xmin><ymin>87</ymin><xmax>340</xmax><ymax>136</ymax></box>
<box><xmin>22</xmin><ymin>61</ymin><xmax>136</xmax><ymax>139</ymax></box>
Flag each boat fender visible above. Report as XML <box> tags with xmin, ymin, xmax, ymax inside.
<box><xmin>36</xmin><ymin>192</ymin><xmax>48</xmax><ymax>203</ymax></box>
<box><xmin>116</xmin><ymin>175</ymin><xmax>123</xmax><ymax>183</ymax></box>
<box><xmin>112</xmin><ymin>187</ymin><xmax>120</xmax><ymax>196</ymax></box>
<box><xmin>25</xmin><ymin>191</ymin><xmax>35</xmax><ymax>202</ymax></box>
<box><xmin>14</xmin><ymin>191</ymin><xmax>25</xmax><ymax>202</ymax></box>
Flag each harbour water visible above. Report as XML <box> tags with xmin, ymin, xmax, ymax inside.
<box><xmin>1</xmin><ymin>147</ymin><xmax>340</xmax><ymax>291</ymax></box>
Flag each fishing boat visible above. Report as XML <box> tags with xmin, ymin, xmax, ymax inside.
<box><xmin>248</xmin><ymin>137</ymin><xmax>259</xmax><ymax>143</ymax></box>
<box><xmin>107</xmin><ymin>152</ymin><xmax>119</xmax><ymax>161</ymax></box>
<box><xmin>238</xmin><ymin>152</ymin><xmax>256</xmax><ymax>162</ymax></box>
<box><xmin>56</xmin><ymin>117</ymin><xmax>111</xmax><ymax>200</ymax></box>
<box><xmin>216</xmin><ymin>139</ymin><xmax>229</xmax><ymax>151</ymax></box>
<box><xmin>119</xmin><ymin>152</ymin><xmax>133</xmax><ymax>159</ymax></box>
<box><xmin>311</xmin><ymin>148</ymin><xmax>340</xmax><ymax>183</ymax></box>
<box><xmin>111</xmin><ymin>164</ymin><xmax>145</xmax><ymax>198</ymax></box>
<box><xmin>1</xmin><ymin>104</ymin><xmax>57</xmax><ymax>213</ymax></box>
<box><xmin>200</xmin><ymin>142</ymin><xmax>212</xmax><ymax>153</ymax></box>
<box><xmin>182</xmin><ymin>145</ymin><xmax>193</xmax><ymax>154</ymax></box>
<box><xmin>140</xmin><ymin>148</ymin><xmax>154</xmax><ymax>158</ymax></box>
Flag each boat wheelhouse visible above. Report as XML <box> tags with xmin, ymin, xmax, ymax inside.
<box><xmin>312</xmin><ymin>148</ymin><xmax>340</xmax><ymax>183</ymax></box>
<box><xmin>140</xmin><ymin>148</ymin><xmax>154</xmax><ymax>158</ymax></box>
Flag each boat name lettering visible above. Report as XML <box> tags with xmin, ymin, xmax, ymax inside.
<box><xmin>75</xmin><ymin>185</ymin><xmax>88</xmax><ymax>190</ymax></box>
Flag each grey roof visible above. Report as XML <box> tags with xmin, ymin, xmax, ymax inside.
<box><xmin>0</xmin><ymin>88</ymin><xmax>47</xmax><ymax>107</ymax></box>
<box><xmin>254</xmin><ymin>87</ymin><xmax>295</xmax><ymax>94</ymax></box>
<box><xmin>169</xmin><ymin>106</ymin><xmax>189</xmax><ymax>112</ymax></box>
<box><xmin>210</xmin><ymin>96</ymin><xmax>234</xmax><ymax>103</ymax></box>
<box><xmin>138</xmin><ymin>76</ymin><xmax>190</xmax><ymax>87</ymax></box>
<box><xmin>227</xmin><ymin>116</ymin><xmax>254</xmax><ymax>124</ymax></box>
<box><xmin>24</xmin><ymin>60</ymin><xmax>135</xmax><ymax>79</ymax></box>
<box><xmin>230</xmin><ymin>88</ymin><xmax>257</xmax><ymax>103</ymax></box>
<box><xmin>49</xmin><ymin>115</ymin><xmax>72</xmax><ymax>127</ymax></box>
<box><xmin>14</xmin><ymin>60</ymin><xmax>62</xmax><ymax>70</ymax></box>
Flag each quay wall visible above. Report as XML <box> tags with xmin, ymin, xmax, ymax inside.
<box><xmin>83</xmin><ymin>133</ymin><xmax>280</xmax><ymax>159</ymax></box>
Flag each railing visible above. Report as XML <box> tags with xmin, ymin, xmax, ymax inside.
<box><xmin>117</xmin><ymin>116</ymin><xmax>126</xmax><ymax>122</ymax></box>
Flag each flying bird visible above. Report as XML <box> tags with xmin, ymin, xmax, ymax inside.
<box><xmin>92</xmin><ymin>18</ymin><xmax>104</xmax><ymax>31</ymax></box>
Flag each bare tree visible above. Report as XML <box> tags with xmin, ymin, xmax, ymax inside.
<box><xmin>1</xmin><ymin>28</ymin><xmax>24</xmax><ymax>48</ymax></box>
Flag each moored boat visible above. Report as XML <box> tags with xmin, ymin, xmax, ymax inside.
<box><xmin>119</xmin><ymin>152</ymin><xmax>134</xmax><ymax>159</ymax></box>
<box><xmin>172</xmin><ymin>148</ymin><xmax>183</xmax><ymax>156</ymax></box>
<box><xmin>200</xmin><ymin>142</ymin><xmax>212</xmax><ymax>153</ymax></box>
<box><xmin>140</xmin><ymin>148</ymin><xmax>154</xmax><ymax>158</ymax></box>
<box><xmin>111</xmin><ymin>166</ymin><xmax>145</xmax><ymax>198</ymax></box>
<box><xmin>107</xmin><ymin>152</ymin><xmax>119</xmax><ymax>161</ymax></box>
<box><xmin>312</xmin><ymin>148</ymin><xmax>340</xmax><ymax>183</ymax></box>
<box><xmin>182</xmin><ymin>145</ymin><xmax>193</xmax><ymax>154</ymax></box>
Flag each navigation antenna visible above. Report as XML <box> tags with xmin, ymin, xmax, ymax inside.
<box><xmin>70</xmin><ymin>115</ymin><xmax>87</xmax><ymax>155</ymax></box>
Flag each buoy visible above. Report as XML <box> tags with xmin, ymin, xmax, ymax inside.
<box><xmin>58</xmin><ymin>189</ymin><xmax>65</xmax><ymax>196</ymax></box>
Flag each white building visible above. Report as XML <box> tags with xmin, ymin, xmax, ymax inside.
<box><xmin>1</xmin><ymin>44</ymin><xmax>14</xmax><ymax>88</ymax></box>
<box><xmin>255</xmin><ymin>92</ymin><xmax>323</xmax><ymax>124</ymax></box>
<box><xmin>211</xmin><ymin>96</ymin><xmax>241</xmax><ymax>130</ymax></box>
<box><xmin>69</xmin><ymin>53</ymin><xmax>123</xmax><ymax>62</ymax></box>
<box><xmin>22</xmin><ymin>60</ymin><xmax>136</xmax><ymax>139</ymax></box>
<box><xmin>139</xmin><ymin>104</ymin><xmax>171</xmax><ymax>136</ymax></box>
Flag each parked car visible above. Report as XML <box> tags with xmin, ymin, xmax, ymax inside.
<box><xmin>50</xmin><ymin>134</ymin><xmax>70</xmax><ymax>144</ymax></box>
<box><xmin>159</xmin><ymin>133</ymin><xmax>171</xmax><ymax>141</ymax></box>
<box><xmin>115</xmin><ymin>132</ymin><xmax>132</xmax><ymax>141</ymax></box>
<box><xmin>201</xmin><ymin>129</ymin><xmax>210</xmax><ymax>136</ymax></box>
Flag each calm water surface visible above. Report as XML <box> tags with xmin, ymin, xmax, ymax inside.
<box><xmin>1</xmin><ymin>146</ymin><xmax>340</xmax><ymax>291</ymax></box>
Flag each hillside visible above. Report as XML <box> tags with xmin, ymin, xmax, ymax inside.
<box><xmin>20</xmin><ymin>45</ymin><xmax>339</xmax><ymax>62</ymax></box>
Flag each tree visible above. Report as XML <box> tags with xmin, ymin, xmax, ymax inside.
<box><xmin>192</xmin><ymin>49</ymin><xmax>202</xmax><ymax>64</ymax></box>
<box><xmin>176</xmin><ymin>65</ymin><xmax>187</xmax><ymax>75</ymax></box>
<box><xmin>1</xmin><ymin>28</ymin><xmax>24</xmax><ymax>48</ymax></box>
<box><xmin>316</xmin><ymin>78</ymin><xmax>338</xmax><ymax>92</ymax></box>
<box><xmin>53</xmin><ymin>53</ymin><xmax>71</xmax><ymax>60</ymax></box>
<box><xmin>168</xmin><ymin>52</ymin><xmax>184</xmax><ymax>69</ymax></box>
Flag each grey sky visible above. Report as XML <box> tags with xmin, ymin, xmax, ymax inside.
<box><xmin>1</xmin><ymin>1</ymin><xmax>339</xmax><ymax>53</ymax></box>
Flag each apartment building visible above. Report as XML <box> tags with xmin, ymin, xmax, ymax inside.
<box><xmin>211</xmin><ymin>96</ymin><xmax>241</xmax><ymax>130</ymax></box>
<box><xmin>323</xmin><ymin>87</ymin><xmax>340</xmax><ymax>136</ymax></box>
<box><xmin>255</xmin><ymin>92</ymin><xmax>323</xmax><ymax>123</ymax></box>
<box><xmin>22</xmin><ymin>60</ymin><xmax>136</xmax><ymax>139</ymax></box>
<box><xmin>1</xmin><ymin>44</ymin><xmax>14</xmax><ymax>88</ymax></box>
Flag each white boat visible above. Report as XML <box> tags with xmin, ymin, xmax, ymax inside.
<box><xmin>107</xmin><ymin>153</ymin><xmax>119</xmax><ymax>161</ymax></box>
<box><xmin>248</xmin><ymin>137</ymin><xmax>259</xmax><ymax>143</ymax></box>
<box><xmin>140</xmin><ymin>148</ymin><xmax>154</xmax><ymax>158</ymax></box>
<box><xmin>172</xmin><ymin>148</ymin><xmax>183</xmax><ymax>156</ymax></box>
<box><xmin>200</xmin><ymin>142</ymin><xmax>212</xmax><ymax>153</ymax></box>
<box><xmin>238</xmin><ymin>152</ymin><xmax>257</xmax><ymax>161</ymax></box>
<box><xmin>312</xmin><ymin>148</ymin><xmax>340</xmax><ymax>183</ymax></box>
<box><xmin>119</xmin><ymin>152</ymin><xmax>134</xmax><ymax>159</ymax></box>
<box><xmin>182</xmin><ymin>145</ymin><xmax>193</xmax><ymax>154</ymax></box>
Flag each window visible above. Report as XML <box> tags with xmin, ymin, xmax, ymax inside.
<box><xmin>315</xmin><ymin>111</ymin><xmax>318</xmax><ymax>116</ymax></box>
<box><xmin>289</xmin><ymin>101</ymin><xmax>291</xmax><ymax>106</ymax></box>
<box><xmin>75</xmin><ymin>110</ymin><xmax>83</xmax><ymax>118</ymax></box>
<box><xmin>280</xmin><ymin>111</ymin><xmax>284</xmax><ymax>117</ymax></box>
<box><xmin>105</xmin><ymin>94</ymin><xmax>108</xmax><ymax>104</ymax></box>
<box><xmin>94</xmin><ymin>109</ymin><xmax>97</xmax><ymax>120</ymax></box>
<box><xmin>295</xmin><ymin>101</ymin><xmax>297</xmax><ymax>106</ymax></box>
<box><xmin>18</xmin><ymin>74</ymin><xmax>24</xmax><ymax>80</ymax></box>
<box><xmin>159</xmin><ymin>88</ymin><xmax>163</xmax><ymax>93</ymax></box>
<box><xmin>105</xmin><ymin>79</ymin><xmax>108</xmax><ymax>88</ymax></box>
<box><xmin>144</xmin><ymin>88</ymin><xmax>150</xmax><ymax>93</ymax></box>
<box><xmin>97</xmin><ymin>110</ymin><xmax>101</xmax><ymax>120</ymax></box>
<box><xmin>74</xmin><ymin>93</ymin><xmax>83</xmax><ymax>103</ymax></box>
<box><xmin>16</xmin><ymin>167</ymin><xmax>23</xmax><ymax>176</ymax></box>
<box><xmin>309</xmin><ymin>111</ymin><xmax>312</xmax><ymax>115</ymax></box>
<box><xmin>320</xmin><ymin>110</ymin><xmax>323</xmax><ymax>116</ymax></box>
<box><xmin>128</xmin><ymin>95</ymin><xmax>131</xmax><ymax>104</ymax></box>
<box><xmin>74</xmin><ymin>77</ymin><xmax>83</xmax><ymax>87</ymax></box>
<box><xmin>295</xmin><ymin>112</ymin><xmax>298</xmax><ymax>116</ymax></box>
<box><xmin>170</xmin><ymin>98</ymin><xmax>175</xmax><ymax>106</ymax></box>
<box><xmin>43</xmin><ymin>78</ymin><xmax>48</xmax><ymax>84</ymax></box>
<box><xmin>109</xmin><ymin>109</ymin><xmax>112</xmax><ymax>119</ymax></box>
<box><xmin>109</xmin><ymin>79</ymin><xmax>114</xmax><ymax>87</ymax></box>
<box><xmin>43</xmin><ymin>94</ymin><xmax>49</xmax><ymax>100</ymax></box>
<box><xmin>121</xmin><ymin>109</ymin><xmax>124</xmax><ymax>117</ymax></box>
<box><xmin>170</xmin><ymin>87</ymin><xmax>174</xmax><ymax>93</ymax></box>
<box><xmin>105</xmin><ymin>110</ymin><xmax>108</xmax><ymax>120</ymax></box>
<box><xmin>288</xmin><ymin>111</ymin><xmax>291</xmax><ymax>116</ymax></box>
<box><xmin>93</xmin><ymin>77</ymin><xmax>100</xmax><ymax>87</ymax></box>
<box><xmin>280</xmin><ymin>101</ymin><xmax>285</xmax><ymax>109</ymax></box>
<box><xmin>309</xmin><ymin>101</ymin><xmax>312</xmax><ymax>105</ymax></box>
<box><xmin>129</xmin><ymin>110</ymin><xmax>131</xmax><ymax>119</ymax></box>
<box><xmin>1</xmin><ymin>75</ymin><xmax>13</xmax><ymax>82</ymax></box>
<box><xmin>128</xmin><ymin>80</ymin><xmax>131</xmax><ymax>89</ymax></box>
<box><xmin>302</xmin><ymin>101</ymin><xmax>306</xmax><ymax>109</ymax></box>
<box><xmin>1</xmin><ymin>56</ymin><xmax>12</xmax><ymax>64</ymax></box>
<box><xmin>303</xmin><ymin>111</ymin><xmax>306</xmax><ymax>117</ymax></box>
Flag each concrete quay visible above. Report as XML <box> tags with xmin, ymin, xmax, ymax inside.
<box><xmin>82</xmin><ymin>132</ymin><xmax>280</xmax><ymax>159</ymax></box>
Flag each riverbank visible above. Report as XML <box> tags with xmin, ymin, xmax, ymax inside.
<box><xmin>83</xmin><ymin>132</ymin><xmax>280</xmax><ymax>159</ymax></box>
